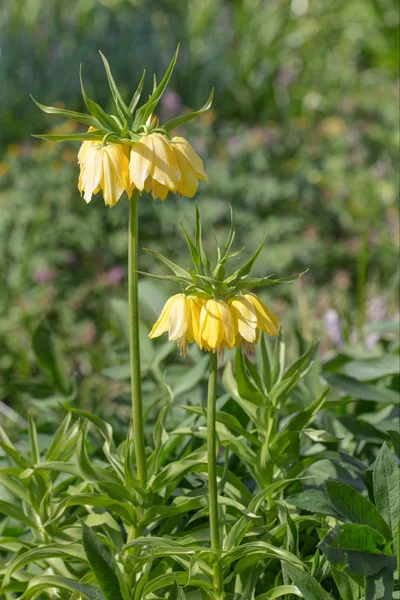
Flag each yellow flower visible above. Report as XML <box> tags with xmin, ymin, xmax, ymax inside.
<box><xmin>129</xmin><ymin>133</ymin><xmax>180</xmax><ymax>201</ymax></box>
<box><xmin>229</xmin><ymin>293</ymin><xmax>279</xmax><ymax>348</ymax></box>
<box><xmin>78</xmin><ymin>140</ymin><xmax>132</xmax><ymax>207</ymax></box>
<box><xmin>170</xmin><ymin>137</ymin><xmax>208</xmax><ymax>198</ymax></box>
<box><xmin>199</xmin><ymin>299</ymin><xmax>235</xmax><ymax>357</ymax></box>
<box><xmin>149</xmin><ymin>293</ymin><xmax>204</xmax><ymax>355</ymax></box>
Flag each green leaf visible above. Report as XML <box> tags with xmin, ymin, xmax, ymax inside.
<box><xmin>388</xmin><ymin>430</ymin><xmax>400</xmax><ymax>458</ymax></box>
<box><xmin>45</xmin><ymin>412</ymin><xmax>72</xmax><ymax>461</ymax></box>
<box><xmin>32</xmin><ymin>322</ymin><xmax>71</xmax><ymax>394</ymax></box>
<box><xmin>32</xmin><ymin>132</ymin><xmax>107</xmax><ymax>142</ymax></box>
<box><xmin>3</xmin><ymin>544</ymin><xmax>86</xmax><ymax>587</ymax></box>
<box><xmin>143</xmin><ymin>248</ymin><xmax>192</xmax><ymax>280</ymax></box>
<box><xmin>133</xmin><ymin>45</ymin><xmax>179</xmax><ymax>128</ymax></box>
<box><xmin>320</xmin><ymin>527</ymin><xmax>395</xmax><ymax>576</ymax></box>
<box><xmin>325</xmin><ymin>523</ymin><xmax>387</xmax><ymax>553</ymax></box>
<box><xmin>225</xmin><ymin>228</ymin><xmax>267</xmax><ymax>285</ymax></box>
<box><xmin>239</xmin><ymin>272</ymin><xmax>306</xmax><ymax>289</ymax></box>
<box><xmin>99</xmin><ymin>51</ymin><xmax>131</xmax><ymax>123</ymax></box>
<box><xmin>163</xmin><ymin>88</ymin><xmax>214</xmax><ymax>132</ymax></box>
<box><xmin>331</xmin><ymin>569</ymin><xmax>360</xmax><ymax>600</ymax></box>
<box><xmin>169</xmin><ymin>355</ymin><xmax>209</xmax><ymax>397</ymax></box>
<box><xmin>322</xmin><ymin>373</ymin><xmax>399</xmax><ymax>404</ymax></box>
<box><xmin>257</xmin><ymin>586</ymin><xmax>303</xmax><ymax>599</ymax></box>
<box><xmin>179</xmin><ymin>221</ymin><xmax>201</xmax><ymax>273</ymax></box>
<box><xmin>284</xmin><ymin>564</ymin><xmax>333</xmax><ymax>600</ymax></box>
<box><xmin>18</xmin><ymin>576</ymin><xmax>106</xmax><ymax>600</ymax></box>
<box><xmin>220</xmin><ymin>204</ymin><xmax>236</xmax><ymax>261</ymax></box>
<box><xmin>344</xmin><ymin>355</ymin><xmax>400</xmax><ymax>381</ymax></box>
<box><xmin>325</xmin><ymin>480</ymin><xmax>392</xmax><ymax>541</ymax></box>
<box><xmin>129</xmin><ymin>69</ymin><xmax>146</xmax><ymax>113</ymax></box>
<box><xmin>365</xmin><ymin>566</ymin><xmax>394</xmax><ymax>600</ymax></box>
<box><xmin>195</xmin><ymin>203</ymin><xmax>211</xmax><ymax>275</ymax></box>
<box><xmin>287</xmin><ymin>489</ymin><xmax>340</xmax><ymax>518</ymax></box>
<box><xmin>235</xmin><ymin>349</ymin><xmax>265</xmax><ymax>405</ymax></box>
<box><xmin>81</xmin><ymin>521</ymin><xmax>127</xmax><ymax>600</ymax></box>
<box><xmin>44</xmin><ymin>494</ymin><xmax>136</xmax><ymax>528</ymax></box>
<box><xmin>373</xmin><ymin>443</ymin><xmax>400</xmax><ymax>543</ymax></box>
<box><xmin>30</xmin><ymin>95</ymin><xmax>101</xmax><ymax>128</ymax></box>
<box><xmin>0</xmin><ymin>500</ymin><xmax>38</xmax><ymax>529</ymax></box>
<box><xmin>27</xmin><ymin>412</ymin><xmax>40</xmax><ymax>464</ymax></box>
<box><xmin>80</xmin><ymin>65</ymin><xmax>120</xmax><ymax>133</ymax></box>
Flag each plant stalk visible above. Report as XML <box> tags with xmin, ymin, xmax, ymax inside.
<box><xmin>128</xmin><ymin>191</ymin><xmax>147</xmax><ymax>490</ymax></box>
<box><xmin>207</xmin><ymin>352</ymin><xmax>223</xmax><ymax>597</ymax></box>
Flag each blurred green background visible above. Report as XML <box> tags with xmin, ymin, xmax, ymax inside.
<box><xmin>0</xmin><ymin>0</ymin><xmax>398</xmax><ymax>424</ymax></box>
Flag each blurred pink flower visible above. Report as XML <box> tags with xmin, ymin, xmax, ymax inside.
<box><xmin>33</xmin><ymin>266</ymin><xmax>57</xmax><ymax>284</ymax></box>
<box><xmin>161</xmin><ymin>90</ymin><xmax>182</xmax><ymax>119</ymax></box>
<box><xmin>106</xmin><ymin>266</ymin><xmax>124</xmax><ymax>286</ymax></box>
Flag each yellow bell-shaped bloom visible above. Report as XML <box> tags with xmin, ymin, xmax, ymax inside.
<box><xmin>78</xmin><ymin>140</ymin><xmax>132</xmax><ymax>207</ymax></box>
<box><xmin>129</xmin><ymin>133</ymin><xmax>181</xmax><ymax>201</ymax></box>
<box><xmin>199</xmin><ymin>299</ymin><xmax>235</xmax><ymax>357</ymax></box>
<box><xmin>149</xmin><ymin>293</ymin><xmax>204</xmax><ymax>355</ymax></box>
<box><xmin>229</xmin><ymin>293</ymin><xmax>278</xmax><ymax>343</ymax></box>
<box><xmin>170</xmin><ymin>137</ymin><xmax>208</xmax><ymax>198</ymax></box>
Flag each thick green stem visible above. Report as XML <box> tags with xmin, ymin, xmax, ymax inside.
<box><xmin>128</xmin><ymin>192</ymin><xmax>147</xmax><ymax>489</ymax></box>
<box><xmin>207</xmin><ymin>352</ymin><xmax>223</xmax><ymax>597</ymax></box>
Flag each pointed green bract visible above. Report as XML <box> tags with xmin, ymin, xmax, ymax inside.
<box><xmin>99</xmin><ymin>51</ymin><xmax>132</xmax><ymax>124</ymax></box>
<box><xmin>32</xmin><ymin>45</ymin><xmax>213</xmax><ymax>145</ymax></box>
<box><xmin>129</xmin><ymin>69</ymin><xmax>146</xmax><ymax>113</ymax></box>
<box><xmin>164</xmin><ymin>88</ymin><xmax>215</xmax><ymax>132</ymax></box>
<box><xmin>141</xmin><ymin>205</ymin><xmax>303</xmax><ymax>299</ymax></box>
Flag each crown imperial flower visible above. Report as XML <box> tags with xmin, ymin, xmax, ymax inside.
<box><xmin>146</xmin><ymin>206</ymin><xmax>304</xmax><ymax>358</ymax></box>
<box><xmin>32</xmin><ymin>46</ymin><xmax>213</xmax><ymax>205</ymax></box>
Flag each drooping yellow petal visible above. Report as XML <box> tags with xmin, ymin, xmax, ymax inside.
<box><xmin>200</xmin><ymin>299</ymin><xmax>234</xmax><ymax>351</ymax></box>
<box><xmin>229</xmin><ymin>296</ymin><xmax>258</xmax><ymax>343</ymax></box>
<box><xmin>79</xmin><ymin>144</ymin><xmax>103</xmax><ymax>203</ymax></box>
<box><xmin>149</xmin><ymin>295</ymin><xmax>178</xmax><ymax>338</ymax></box>
<box><xmin>173</xmin><ymin>147</ymin><xmax>199</xmax><ymax>198</ymax></box>
<box><xmin>151</xmin><ymin>133</ymin><xmax>180</xmax><ymax>189</ymax></box>
<box><xmin>186</xmin><ymin>296</ymin><xmax>204</xmax><ymax>344</ymax></box>
<box><xmin>171</xmin><ymin>137</ymin><xmax>208</xmax><ymax>181</ymax></box>
<box><xmin>101</xmin><ymin>150</ymin><xmax>125</xmax><ymax>207</ymax></box>
<box><xmin>168</xmin><ymin>294</ymin><xmax>188</xmax><ymax>340</ymax></box>
<box><xmin>246</xmin><ymin>293</ymin><xmax>279</xmax><ymax>336</ymax></box>
<box><xmin>129</xmin><ymin>135</ymin><xmax>154</xmax><ymax>191</ymax></box>
<box><xmin>78</xmin><ymin>138</ymin><xmax>132</xmax><ymax>206</ymax></box>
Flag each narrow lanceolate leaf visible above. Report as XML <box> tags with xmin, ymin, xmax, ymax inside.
<box><xmin>27</xmin><ymin>412</ymin><xmax>40</xmax><ymax>465</ymax></box>
<box><xmin>325</xmin><ymin>480</ymin><xmax>392</xmax><ymax>541</ymax></box>
<box><xmin>284</xmin><ymin>564</ymin><xmax>333</xmax><ymax>600</ymax></box>
<box><xmin>99</xmin><ymin>52</ymin><xmax>131</xmax><ymax>123</ymax></box>
<box><xmin>45</xmin><ymin>412</ymin><xmax>72</xmax><ymax>461</ymax></box>
<box><xmin>80</xmin><ymin>65</ymin><xmax>121</xmax><ymax>133</ymax></box>
<box><xmin>179</xmin><ymin>221</ymin><xmax>201</xmax><ymax>273</ymax></box>
<box><xmin>195</xmin><ymin>203</ymin><xmax>211</xmax><ymax>275</ymax></box>
<box><xmin>129</xmin><ymin>69</ymin><xmax>146</xmax><ymax>113</ymax></box>
<box><xmin>373</xmin><ymin>443</ymin><xmax>400</xmax><ymax>544</ymax></box>
<box><xmin>163</xmin><ymin>88</ymin><xmax>214</xmax><ymax>132</ymax></box>
<box><xmin>81</xmin><ymin>521</ymin><xmax>128</xmax><ymax>600</ymax></box>
<box><xmin>321</xmin><ymin>372</ymin><xmax>400</xmax><ymax>404</ymax></box>
<box><xmin>18</xmin><ymin>576</ymin><xmax>106</xmax><ymax>600</ymax></box>
<box><xmin>239</xmin><ymin>272</ymin><xmax>307</xmax><ymax>289</ymax></box>
<box><xmin>32</xmin><ymin>322</ymin><xmax>71</xmax><ymax>395</ymax></box>
<box><xmin>30</xmin><ymin>95</ymin><xmax>101</xmax><ymax>128</ymax></box>
<box><xmin>225</xmin><ymin>228</ymin><xmax>267</xmax><ymax>285</ymax></box>
<box><xmin>133</xmin><ymin>45</ymin><xmax>179</xmax><ymax>128</ymax></box>
<box><xmin>143</xmin><ymin>248</ymin><xmax>192</xmax><ymax>280</ymax></box>
<box><xmin>32</xmin><ymin>132</ymin><xmax>106</xmax><ymax>142</ymax></box>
